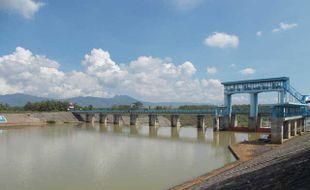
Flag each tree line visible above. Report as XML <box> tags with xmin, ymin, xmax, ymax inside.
<box><xmin>0</xmin><ymin>100</ymin><xmax>273</xmax><ymax>112</ymax></box>
<box><xmin>0</xmin><ymin>100</ymin><xmax>78</xmax><ymax>112</ymax></box>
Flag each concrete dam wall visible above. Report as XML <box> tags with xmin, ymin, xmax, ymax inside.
<box><xmin>0</xmin><ymin>112</ymin><xmax>80</xmax><ymax>127</ymax></box>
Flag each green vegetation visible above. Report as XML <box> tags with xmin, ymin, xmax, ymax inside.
<box><xmin>0</xmin><ymin>100</ymin><xmax>80</xmax><ymax>112</ymax></box>
<box><xmin>0</xmin><ymin>102</ymin><xmax>24</xmax><ymax>112</ymax></box>
<box><xmin>110</xmin><ymin>101</ymin><xmax>144</xmax><ymax>110</ymax></box>
<box><xmin>178</xmin><ymin>105</ymin><xmax>218</xmax><ymax>110</ymax></box>
<box><xmin>24</xmin><ymin>100</ymin><xmax>70</xmax><ymax>111</ymax></box>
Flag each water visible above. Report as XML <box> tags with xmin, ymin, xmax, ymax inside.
<box><xmin>0</xmin><ymin>124</ymin><xmax>264</xmax><ymax>190</ymax></box>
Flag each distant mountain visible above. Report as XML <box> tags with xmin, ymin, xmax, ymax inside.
<box><xmin>0</xmin><ymin>93</ymin><xmax>205</xmax><ymax>107</ymax></box>
<box><xmin>0</xmin><ymin>93</ymin><xmax>48</xmax><ymax>107</ymax></box>
<box><xmin>66</xmin><ymin>95</ymin><xmax>139</xmax><ymax>107</ymax></box>
<box><xmin>142</xmin><ymin>101</ymin><xmax>203</xmax><ymax>107</ymax></box>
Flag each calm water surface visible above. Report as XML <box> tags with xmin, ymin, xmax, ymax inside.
<box><xmin>0</xmin><ymin>124</ymin><xmax>264</xmax><ymax>190</ymax></box>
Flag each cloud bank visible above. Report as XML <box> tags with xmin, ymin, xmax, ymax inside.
<box><xmin>0</xmin><ymin>0</ymin><xmax>44</xmax><ymax>19</ymax></box>
<box><xmin>0</xmin><ymin>47</ymin><xmax>224</xmax><ymax>103</ymax></box>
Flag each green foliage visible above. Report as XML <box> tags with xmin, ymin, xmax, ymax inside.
<box><xmin>24</xmin><ymin>100</ymin><xmax>70</xmax><ymax>111</ymax></box>
<box><xmin>132</xmin><ymin>101</ymin><xmax>143</xmax><ymax>109</ymax></box>
<box><xmin>0</xmin><ymin>102</ymin><xmax>10</xmax><ymax>110</ymax></box>
<box><xmin>154</xmin><ymin>106</ymin><xmax>171</xmax><ymax>110</ymax></box>
<box><xmin>178</xmin><ymin>105</ymin><xmax>217</xmax><ymax>110</ymax></box>
<box><xmin>111</xmin><ymin>104</ymin><xmax>132</xmax><ymax>110</ymax></box>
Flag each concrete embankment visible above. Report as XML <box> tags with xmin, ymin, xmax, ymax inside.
<box><xmin>171</xmin><ymin>132</ymin><xmax>310</xmax><ymax>190</ymax></box>
<box><xmin>0</xmin><ymin>112</ymin><xmax>80</xmax><ymax>127</ymax></box>
<box><xmin>0</xmin><ymin>112</ymin><xmax>173</xmax><ymax>127</ymax></box>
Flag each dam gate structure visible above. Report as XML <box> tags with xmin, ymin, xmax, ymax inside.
<box><xmin>221</xmin><ymin>77</ymin><xmax>309</xmax><ymax>132</ymax></box>
<box><xmin>71</xmin><ymin>77</ymin><xmax>309</xmax><ymax>144</ymax></box>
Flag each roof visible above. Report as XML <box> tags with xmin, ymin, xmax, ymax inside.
<box><xmin>221</xmin><ymin>77</ymin><xmax>289</xmax><ymax>86</ymax></box>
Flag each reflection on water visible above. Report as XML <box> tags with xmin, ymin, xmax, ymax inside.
<box><xmin>0</xmin><ymin>123</ymin><xmax>265</xmax><ymax>190</ymax></box>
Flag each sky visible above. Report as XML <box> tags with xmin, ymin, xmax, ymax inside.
<box><xmin>0</xmin><ymin>0</ymin><xmax>310</xmax><ymax>104</ymax></box>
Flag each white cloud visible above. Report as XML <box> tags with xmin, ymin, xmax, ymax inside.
<box><xmin>0</xmin><ymin>47</ymin><xmax>108</xmax><ymax>98</ymax></box>
<box><xmin>280</xmin><ymin>22</ymin><xmax>298</xmax><ymax>30</ymax></box>
<box><xmin>172</xmin><ymin>0</ymin><xmax>203</xmax><ymax>10</ymax></box>
<box><xmin>204</xmin><ymin>32</ymin><xmax>239</xmax><ymax>48</ymax></box>
<box><xmin>0</xmin><ymin>47</ymin><xmax>224</xmax><ymax>103</ymax></box>
<box><xmin>229</xmin><ymin>64</ymin><xmax>236</xmax><ymax>68</ymax></box>
<box><xmin>256</xmin><ymin>31</ymin><xmax>262</xmax><ymax>36</ymax></box>
<box><xmin>272</xmin><ymin>22</ymin><xmax>298</xmax><ymax>33</ymax></box>
<box><xmin>0</xmin><ymin>0</ymin><xmax>44</xmax><ymax>19</ymax></box>
<box><xmin>207</xmin><ymin>66</ymin><xmax>217</xmax><ymax>75</ymax></box>
<box><xmin>240</xmin><ymin>68</ymin><xmax>256</xmax><ymax>75</ymax></box>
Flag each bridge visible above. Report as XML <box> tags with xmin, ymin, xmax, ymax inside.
<box><xmin>72</xmin><ymin>77</ymin><xmax>309</xmax><ymax>144</ymax></box>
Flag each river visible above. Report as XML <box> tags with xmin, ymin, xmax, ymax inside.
<box><xmin>0</xmin><ymin>124</ymin><xmax>265</xmax><ymax>190</ymax></box>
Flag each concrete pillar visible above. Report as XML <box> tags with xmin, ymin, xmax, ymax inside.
<box><xmin>305</xmin><ymin>117</ymin><xmax>310</xmax><ymax>132</ymax></box>
<box><xmin>113</xmin><ymin>114</ymin><xmax>122</xmax><ymax>125</ymax></box>
<box><xmin>301</xmin><ymin>118</ymin><xmax>305</xmax><ymax>132</ymax></box>
<box><xmin>249</xmin><ymin>93</ymin><xmax>258</xmax><ymax>131</ymax></box>
<box><xmin>148</xmin><ymin>114</ymin><xmax>157</xmax><ymax>127</ymax></box>
<box><xmin>130</xmin><ymin>114</ymin><xmax>139</xmax><ymax>126</ymax></box>
<box><xmin>297</xmin><ymin>119</ymin><xmax>302</xmax><ymax>134</ymax></box>
<box><xmin>99</xmin><ymin>114</ymin><xmax>107</xmax><ymax>124</ymax></box>
<box><xmin>85</xmin><ymin>114</ymin><xmax>95</xmax><ymax>123</ymax></box>
<box><xmin>291</xmin><ymin>120</ymin><xmax>297</xmax><ymax>136</ymax></box>
<box><xmin>230</xmin><ymin>114</ymin><xmax>238</xmax><ymax>127</ymax></box>
<box><xmin>283</xmin><ymin>121</ymin><xmax>291</xmax><ymax>139</ymax></box>
<box><xmin>250</xmin><ymin>93</ymin><xmax>258</xmax><ymax>118</ymax></box>
<box><xmin>213</xmin><ymin>117</ymin><xmax>220</xmax><ymax>131</ymax></box>
<box><xmin>271</xmin><ymin>118</ymin><xmax>284</xmax><ymax>144</ymax></box>
<box><xmin>224</xmin><ymin>94</ymin><xmax>232</xmax><ymax>130</ymax></box>
<box><xmin>248</xmin><ymin>117</ymin><xmax>257</xmax><ymax>132</ymax></box>
<box><xmin>197</xmin><ymin>115</ymin><xmax>206</xmax><ymax>129</ymax></box>
<box><xmin>170</xmin><ymin>115</ymin><xmax>180</xmax><ymax>128</ymax></box>
<box><xmin>257</xmin><ymin>114</ymin><xmax>263</xmax><ymax>128</ymax></box>
<box><xmin>224</xmin><ymin>94</ymin><xmax>232</xmax><ymax>117</ymax></box>
<box><xmin>219</xmin><ymin>116</ymin><xmax>229</xmax><ymax>130</ymax></box>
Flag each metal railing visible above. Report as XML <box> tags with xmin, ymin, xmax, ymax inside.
<box><xmin>71</xmin><ymin>108</ymin><xmax>218</xmax><ymax>115</ymax></box>
<box><xmin>284</xmin><ymin>83</ymin><xmax>306</xmax><ymax>104</ymax></box>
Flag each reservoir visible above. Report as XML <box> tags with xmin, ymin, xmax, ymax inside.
<box><xmin>0</xmin><ymin>124</ymin><xmax>264</xmax><ymax>190</ymax></box>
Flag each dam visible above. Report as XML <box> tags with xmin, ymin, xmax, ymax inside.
<box><xmin>72</xmin><ymin>77</ymin><xmax>310</xmax><ymax>144</ymax></box>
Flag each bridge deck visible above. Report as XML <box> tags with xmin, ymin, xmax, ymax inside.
<box><xmin>71</xmin><ymin>108</ymin><xmax>272</xmax><ymax>115</ymax></box>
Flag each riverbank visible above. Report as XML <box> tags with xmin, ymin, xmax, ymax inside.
<box><xmin>0</xmin><ymin>112</ymin><xmax>173</xmax><ymax>127</ymax></box>
<box><xmin>0</xmin><ymin>112</ymin><xmax>80</xmax><ymax>127</ymax></box>
<box><xmin>171</xmin><ymin>132</ymin><xmax>310</xmax><ymax>190</ymax></box>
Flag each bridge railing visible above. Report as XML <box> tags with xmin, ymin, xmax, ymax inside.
<box><xmin>71</xmin><ymin>108</ymin><xmax>218</xmax><ymax>115</ymax></box>
<box><xmin>272</xmin><ymin>104</ymin><xmax>308</xmax><ymax>118</ymax></box>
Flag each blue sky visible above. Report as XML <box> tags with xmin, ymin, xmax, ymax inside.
<box><xmin>0</xmin><ymin>0</ymin><xmax>309</xmax><ymax>103</ymax></box>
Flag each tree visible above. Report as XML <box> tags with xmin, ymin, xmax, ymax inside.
<box><xmin>132</xmin><ymin>101</ymin><xmax>143</xmax><ymax>109</ymax></box>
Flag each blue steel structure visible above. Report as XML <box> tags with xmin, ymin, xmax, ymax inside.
<box><xmin>222</xmin><ymin>77</ymin><xmax>308</xmax><ymax>119</ymax></box>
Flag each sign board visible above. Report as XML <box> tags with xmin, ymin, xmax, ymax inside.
<box><xmin>0</xmin><ymin>115</ymin><xmax>7</xmax><ymax>123</ymax></box>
